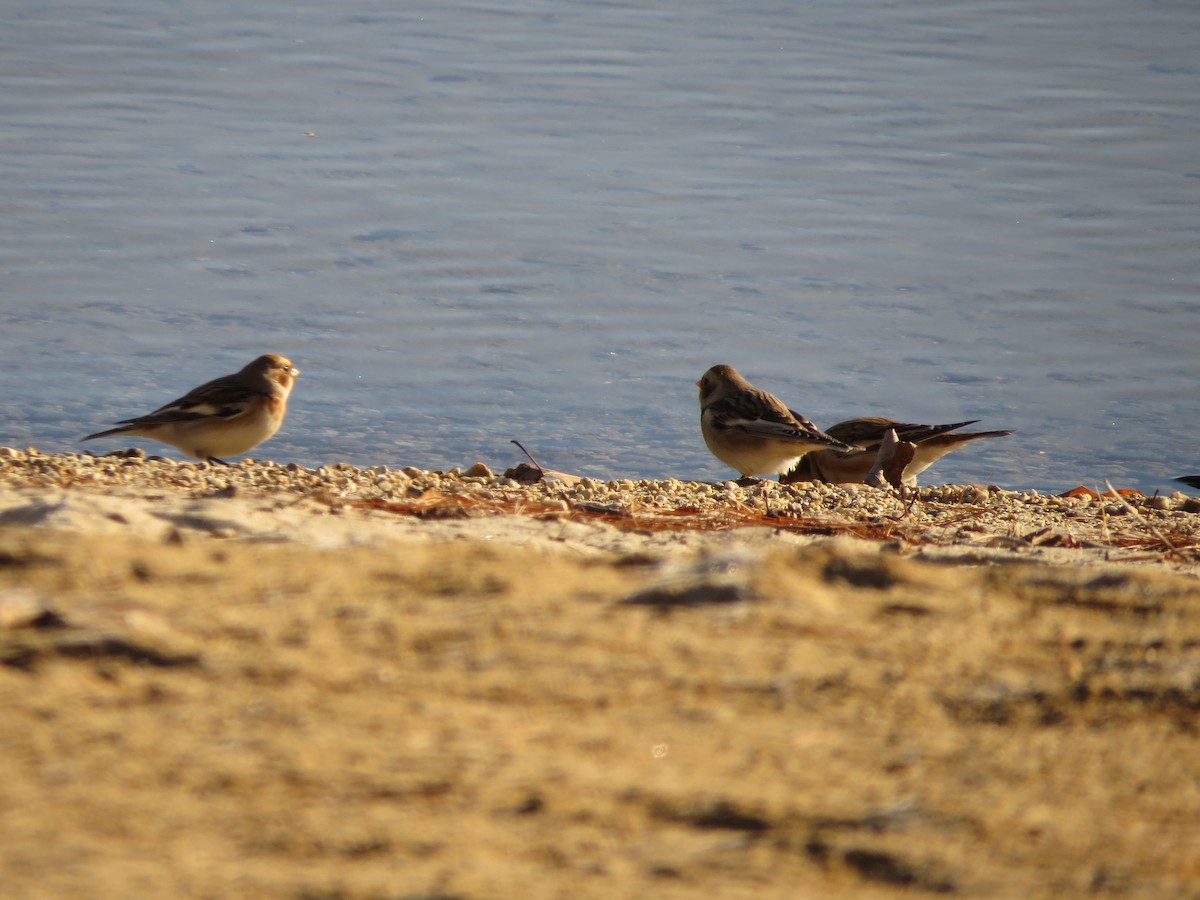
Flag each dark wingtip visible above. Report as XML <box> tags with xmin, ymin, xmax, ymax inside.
<box><xmin>82</xmin><ymin>424</ymin><xmax>130</xmax><ymax>441</ymax></box>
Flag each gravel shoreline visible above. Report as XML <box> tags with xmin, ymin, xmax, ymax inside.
<box><xmin>2</xmin><ymin>446</ymin><xmax>1199</xmax><ymax>572</ymax></box>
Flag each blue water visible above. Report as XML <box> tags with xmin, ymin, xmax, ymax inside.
<box><xmin>3</xmin><ymin>0</ymin><xmax>1198</xmax><ymax>492</ymax></box>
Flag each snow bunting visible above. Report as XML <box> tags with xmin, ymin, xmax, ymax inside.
<box><xmin>83</xmin><ymin>354</ymin><xmax>299</xmax><ymax>464</ymax></box>
<box><xmin>862</xmin><ymin>426</ymin><xmax>918</xmax><ymax>493</ymax></box>
<box><xmin>782</xmin><ymin>416</ymin><xmax>1013</xmax><ymax>486</ymax></box>
<box><xmin>697</xmin><ymin>364</ymin><xmax>852</xmax><ymax>479</ymax></box>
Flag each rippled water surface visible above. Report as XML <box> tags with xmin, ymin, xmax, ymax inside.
<box><xmin>3</xmin><ymin>0</ymin><xmax>1198</xmax><ymax>492</ymax></box>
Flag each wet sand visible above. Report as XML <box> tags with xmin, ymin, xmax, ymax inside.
<box><xmin>1</xmin><ymin>449</ymin><xmax>1198</xmax><ymax>897</ymax></box>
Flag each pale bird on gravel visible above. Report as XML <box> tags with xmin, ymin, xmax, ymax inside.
<box><xmin>696</xmin><ymin>364</ymin><xmax>852</xmax><ymax>479</ymax></box>
<box><xmin>83</xmin><ymin>354</ymin><xmax>299</xmax><ymax>465</ymax></box>
<box><xmin>782</xmin><ymin>416</ymin><xmax>1013</xmax><ymax>487</ymax></box>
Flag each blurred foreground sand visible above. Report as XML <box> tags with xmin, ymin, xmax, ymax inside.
<box><xmin>1</xmin><ymin>453</ymin><xmax>1198</xmax><ymax>897</ymax></box>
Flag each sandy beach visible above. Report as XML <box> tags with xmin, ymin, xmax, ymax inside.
<box><xmin>2</xmin><ymin>447</ymin><xmax>1199</xmax><ymax>897</ymax></box>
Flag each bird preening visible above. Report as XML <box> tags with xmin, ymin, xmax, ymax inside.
<box><xmin>697</xmin><ymin>364</ymin><xmax>1012</xmax><ymax>487</ymax></box>
<box><xmin>783</xmin><ymin>416</ymin><xmax>1014</xmax><ymax>487</ymax></box>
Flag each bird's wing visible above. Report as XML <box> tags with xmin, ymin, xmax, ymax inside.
<box><xmin>825</xmin><ymin>417</ymin><xmax>980</xmax><ymax>447</ymax></box>
<box><xmin>118</xmin><ymin>376</ymin><xmax>264</xmax><ymax>427</ymax></box>
<box><xmin>715</xmin><ymin>401</ymin><xmax>846</xmax><ymax>448</ymax></box>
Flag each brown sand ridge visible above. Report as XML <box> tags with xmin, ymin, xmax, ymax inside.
<box><xmin>1</xmin><ymin>448</ymin><xmax>1199</xmax><ymax>898</ymax></box>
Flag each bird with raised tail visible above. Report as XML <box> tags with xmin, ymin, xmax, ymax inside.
<box><xmin>782</xmin><ymin>416</ymin><xmax>1013</xmax><ymax>487</ymax></box>
<box><xmin>83</xmin><ymin>353</ymin><xmax>300</xmax><ymax>464</ymax></box>
<box><xmin>696</xmin><ymin>364</ymin><xmax>852</xmax><ymax>479</ymax></box>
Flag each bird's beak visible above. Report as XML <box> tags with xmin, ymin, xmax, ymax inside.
<box><xmin>694</xmin><ymin>379</ymin><xmax>702</xmax><ymax>388</ymax></box>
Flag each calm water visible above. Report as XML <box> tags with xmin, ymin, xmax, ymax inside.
<box><xmin>3</xmin><ymin>0</ymin><xmax>1198</xmax><ymax>492</ymax></box>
